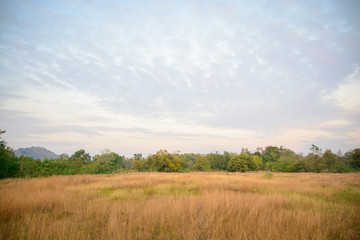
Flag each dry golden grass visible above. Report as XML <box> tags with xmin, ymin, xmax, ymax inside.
<box><xmin>1</xmin><ymin>172</ymin><xmax>359</xmax><ymax>240</ymax></box>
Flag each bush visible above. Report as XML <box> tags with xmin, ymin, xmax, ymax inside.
<box><xmin>263</xmin><ymin>171</ymin><xmax>273</xmax><ymax>179</ymax></box>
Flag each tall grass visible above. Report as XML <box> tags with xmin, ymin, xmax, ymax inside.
<box><xmin>1</xmin><ymin>172</ymin><xmax>359</xmax><ymax>239</ymax></box>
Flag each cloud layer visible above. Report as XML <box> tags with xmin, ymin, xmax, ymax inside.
<box><xmin>1</xmin><ymin>0</ymin><xmax>359</xmax><ymax>155</ymax></box>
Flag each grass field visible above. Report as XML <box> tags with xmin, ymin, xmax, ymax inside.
<box><xmin>1</xmin><ymin>172</ymin><xmax>359</xmax><ymax>240</ymax></box>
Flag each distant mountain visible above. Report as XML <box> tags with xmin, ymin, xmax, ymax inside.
<box><xmin>14</xmin><ymin>147</ymin><xmax>59</xmax><ymax>160</ymax></box>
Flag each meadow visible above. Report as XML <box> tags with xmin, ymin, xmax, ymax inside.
<box><xmin>0</xmin><ymin>172</ymin><xmax>359</xmax><ymax>240</ymax></box>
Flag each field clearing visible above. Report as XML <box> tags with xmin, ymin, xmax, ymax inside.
<box><xmin>1</xmin><ymin>172</ymin><xmax>359</xmax><ymax>240</ymax></box>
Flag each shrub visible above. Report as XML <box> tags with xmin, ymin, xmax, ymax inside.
<box><xmin>263</xmin><ymin>171</ymin><xmax>273</xmax><ymax>179</ymax></box>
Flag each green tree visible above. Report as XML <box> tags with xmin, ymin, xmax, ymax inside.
<box><xmin>206</xmin><ymin>151</ymin><xmax>228</xmax><ymax>170</ymax></box>
<box><xmin>71</xmin><ymin>149</ymin><xmax>91</xmax><ymax>165</ymax></box>
<box><xmin>134</xmin><ymin>153</ymin><xmax>143</xmax><ymax>161</ymax></box>
<box><xmin>310</xmin><ymin>144</ymin><xmax>322</xmax><ymax>155</ymax></box>
<box><xmin>58</xmin><ymin>153</ymin><xmax>70</xmax><ymax>161</ymax></box>
<box><xmin>194</xmin><ymin>155</ymin><xmax>208</xmax><ymax>171</ymax></box>
<box><xmin>93</xmin><ymin>149</ymin><xmax>123</xmax><ymax>173</ymax></box>
<box><xmin>252</xmin><ymin>155</ymin><xmax>264</xmax><ymax>171</ymax></box>
<box><xmin>244</xmin><ymin>153</ymin><xmax>257</xmax><ymax>171</ymax></box>
<box><xmin>227</xmin><ymin>154</ymin><xmax>248</xmax><ymax>172</ymax></box>
<box><xmin>294</xmin><ymin>159</ymin><xmax>307</xmax><ymax>172</ymax></box>
<box><xmin>147</xmin><ymin>149</ymin><xmax>181</xmax><ymax>172</ymax></box>
<box><xmin>179</xmin><ymin>153</ymin><xmax>198</xmax><ymax>171</ymax></box>
<box><xmin>53</xmin><ymin>154</ymin><xmax>77</xmax><ymax>175</ymax></box>
<box><xmin>133</xmin><ymin>160</ymin><xmax>144</xmax><ymax>171</ymax></box>
<box><xmin>18</xmin><ymin>156</ymin><xmax>42</xmax><ymax>177</ymax></box>
<box><xmin>304</xmin><ymin>145</ymin><xmax>325</xmax><ymax>172</ymax></box>
<box><xmin>130</xmin><ymin>153</ymin><xmax>145</xmax><ymax>171</ymax></box>
<box><xmin>350</xmin><ymin>148</ymin><xmax>360</xmax><ymax>169</ymax></box>
<box><xmin>0</xmin><ymin>130</ymin><xmax>19</xmax><ymax>178</ymax></box>
<box><xmin>322</xmin><ymin>149</ymin><xmax>337</xmax><ymax>172</ymax></box>
<box><xmin>274</xmin><ymin>148</ymin><xmax>297</xmax><ymax>172</ymax></box>
<box><xmin>41</xmin><ymin>159</ymin><xmax>56</xmax><ymax>176</ymax></box>
<box><xmin>262</xmin><ymin>146</ymin><xmax>280</xmax><ymax>163</ymax></box>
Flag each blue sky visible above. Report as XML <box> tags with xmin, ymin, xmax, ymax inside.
<box><xmin>0</xmin><ymin>0</ymin><xmax>359</xmax><ymax>156</ymax></box>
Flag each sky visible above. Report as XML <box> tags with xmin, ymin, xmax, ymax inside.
<box><xmin>0</xmin><ymin>0</ymin><xmax>359</xmax><ymax>156</ymax></box>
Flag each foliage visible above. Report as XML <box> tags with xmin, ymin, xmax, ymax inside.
<box><xmin>133</xmin><ymin>160</ymin><xmax>144</xmax><ymax>171</ymax></box>
<box><xmin>71</xmin><ymin>149</ymin><xmax>91</xmax><ymax>165</ymax></box>
<box><xmin>0</xmin><ymin>130</ymin><xmax>19</xmax><ymax>178</ymax></box>
<box><xmin>194</xmin><ymin>155</ymin><xmax>209</xmax><ymax>171</ymax></box>
<box><xmin>227</xmin><ymin>154</ymin><xmax>249</xmax><ymax>172</ymax></box>
<box><xmin>263</xmin><ymin>171</ymin><xmax>273</xmax><ymax>179</ymax></box>
<box><xmin>147</xmin><ymin>150</ymin><xmax>181</xmax><ymax>172</ymax></box>
<box><xmin>206</xmin><ymin>151</ymin><xmax>228</xmax><ymax>170</ymax></box>
<box><xmin>92</xmin><ymin>149</ymin><xmax>124</xmax><ymax>174</ymax></box>
<box><xmin>178</xmin><ymin>153</ymin><xmax>198</xmax><ymax>171</ymax></box>
<box><xmin>322</xmin><ymin>149</ymin><xmax>337</xmax><ymax>172</ymax></box>
<box><xmin>350</xmin><ymin>148</ymin><xmax>360</xmax><ymax>168</ymax></box>
<box><xmin>263</xmin><ymin>146</ymin><xmax>280</xmax><ymax>162</ymax></box>
<box><xmin>0</xmin><ymin>129</ymin><xmax>359</xmax><ymax>178</ymax></box>
<box><xmin>252</xmin><ymin>156</ymin><xmax>263</xmax><ymax>171</ymax></box>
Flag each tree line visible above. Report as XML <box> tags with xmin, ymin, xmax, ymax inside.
<box><xmin>1</xmin><ymin>130</ymin><xmax>359</xmax><ymax>178</ymax></box>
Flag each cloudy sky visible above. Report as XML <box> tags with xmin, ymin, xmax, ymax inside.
<box><xmin>1</xmin><ymin>0</ymin><xmax>359</xmax><ymax>156</ymax></box>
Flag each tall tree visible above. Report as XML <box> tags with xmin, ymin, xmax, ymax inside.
<box><xmin>322</xmin><ymin>149</ymin><xmax>336</xmax><ymax>172</ymax></box>
<box><xmin>147</xmin><ymin>149</ymin><xmax>181</xmax><ymax>172</ymax></box>
<box><xmin>305</xmin><ymin>144</ymin><xmax>325</xmax><ymax>172</ymax></box>
<box><xmin>0</xmin><ymin>130</ymin><xmax>19</xmax><ymax>178</ymax></box>
<box><xmin>194</xmin><ymin>155</ymin><xmax>209</xmax><ymax>171</ymax></box>
<box><xmin>227</xmin><ymin>153</ymin><xmax>250</xmax><ymax>172</ymax></box>
<box><xmin>93</xmin><ymin>149</ymin><xmax>123</xmax><ymax>173</ymax></box>
<box><xmin>350</xmin><ymin>148</ymin><xmax>360</xmax><ymax>169</ymax></box>
<box><xmin>71</xmin><ymin>149</ymin><xmax>91</xmax><ymax>165</ymax></box>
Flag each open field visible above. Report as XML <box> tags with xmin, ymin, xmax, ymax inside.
<box><xmin>1</xmin><ymin>172</ymin><xmax>359</xmax><ymax>240</ymax></box>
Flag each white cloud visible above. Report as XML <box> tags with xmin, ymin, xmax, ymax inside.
<box><xmin>316</xmin><ymin>120</ymin><xmax>350</xmax><ymax>128</ymax></box>
<box><xmin>1</xmin><ymin>0</ymin><xmax>360</xmax><ymax>154</ymax></box>
<box><xmin>1</xmin><ymin>83</ymin><xmax>340</xmax><ymax>154</ymax></box>
<box><xmin>346</xmin><ymin>128</ymin><xmax>360</xmax><ymax>145</ymax></box>
<box><xmin>323</xmin><ymin>66</ymin><xmax>360</xmax><ymax>111</ymax></box>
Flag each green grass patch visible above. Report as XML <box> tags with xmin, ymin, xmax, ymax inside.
<box><xmin>98</xmin><ymin>188</ymin><xmax>114</xmax><ymax>195</ymax></box>
<box><xmin>98</xmin><ymin>184</ymin><xmax>202</xmax><ymax>201</ymax></box>
<box><xmin>166</xmin><ymin>184</ymin><xmax>201</xmax><ymax>196</ymax></box>
<box><xmin>332</xmin><ymin>187</ymin><xmax>360</xmax><ymax>203</ymax></box>
<box><xmin>263</xmin><ymin>171</ymin><xmax>273</xmax><ymax>179</ymax></box>
<box><xmin>303</xmin><ymin>186</ymin><xmax>360</xmax><ymax>203</ymax></box>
